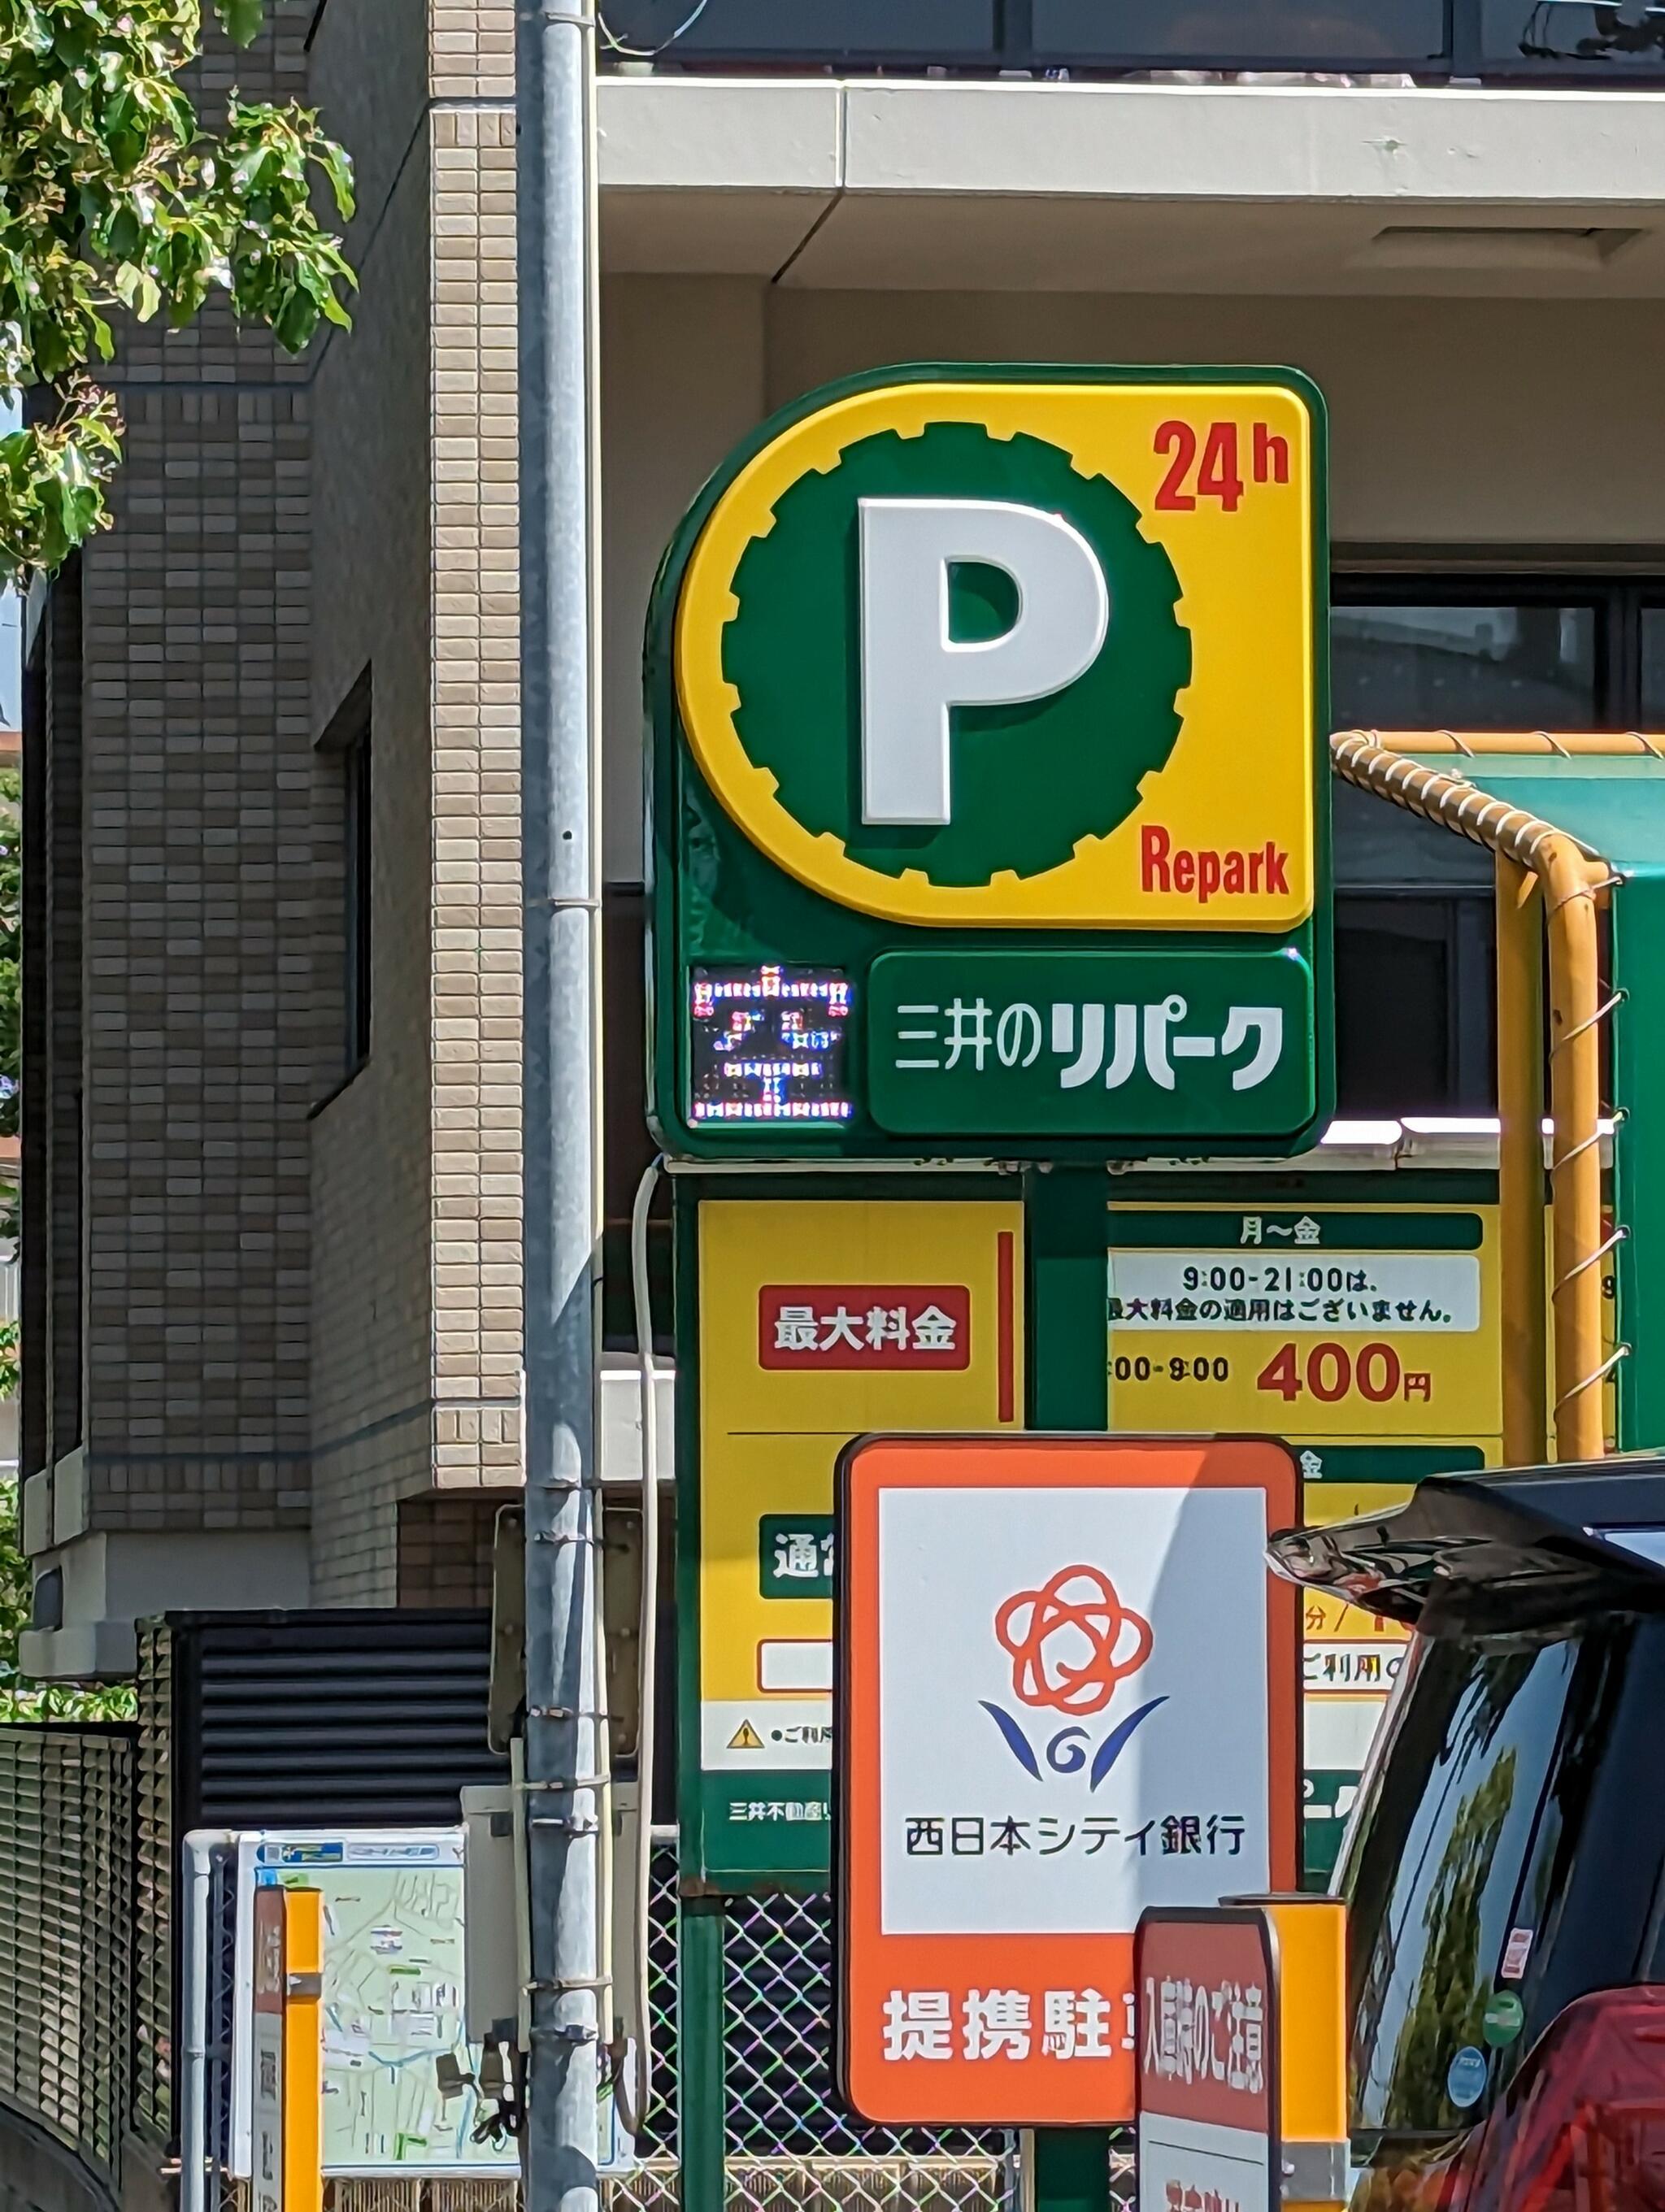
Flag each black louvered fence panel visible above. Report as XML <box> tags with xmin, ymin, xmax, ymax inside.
<box><xmin>0</xmin><ymin>1728</ymin><xmax>133</xmax><ymax>2184</ymax></box>
<box><xmin>133</xmin><ymin>1610</ymin><xmax>506</xmax><ymax>2151</ymax></box>
<box><xmin>133</xmin><ymin>1625</ymin><xmax>172</xmax><ymax>2148</ymax></box>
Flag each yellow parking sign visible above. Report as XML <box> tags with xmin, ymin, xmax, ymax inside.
<box><xmin>693</xmin><ymin>1195</ymin><xmax>1024</xmax><ymax>1883</ymax></box>
<box><xmin>674</xmin><ymin>372</ymin><xmax>1320</xmax><ymax>932</ymax></box>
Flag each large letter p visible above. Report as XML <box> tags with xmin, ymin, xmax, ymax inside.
<box><xmin>859</xmin><ymin>498</ymin><xmax>1110</xmax><ymax>827</ymax></box>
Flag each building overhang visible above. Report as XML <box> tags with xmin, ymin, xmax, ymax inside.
<box><xmin>599</xmin><ymin>78</ymin><xmax>1665</xmax><ymax>294</ymax></box>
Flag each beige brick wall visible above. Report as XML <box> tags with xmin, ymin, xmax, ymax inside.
<box><xmin>306</xmin><ymin>0</ymin><xmax>523</xmax><ymax>1601</ymax></box>
<box><xmin>430</xmin><ymin>98</ymin><xmax>523</xmax><ymax>1505</ymax></box>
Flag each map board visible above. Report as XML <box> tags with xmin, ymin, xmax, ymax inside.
<box><xmin>230</xmin><ymin>1832</ymin><xmax>524</xmax><ymax>2177</ymax></box>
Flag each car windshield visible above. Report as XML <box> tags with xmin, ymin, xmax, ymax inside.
<box><xmin>1336</xmin><ymin>1617</ymin><xmax>1633</xmax><ymax>2137</ymax></box>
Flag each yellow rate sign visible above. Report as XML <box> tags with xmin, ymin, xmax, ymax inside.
<box><xmin>1106</xmin><ymin>1202</ymin><xmax>1500</xmax><ymax>1441</ymax></box>
<box><xmin>674</xmin><ymin>372</ymin><xmax>1319</xmax><ymax>932</ymax></box>
<box><xmin>697</xmin><ymin>1197</ymin><xmax>1024</xmax><ymax>1800</ymax></box>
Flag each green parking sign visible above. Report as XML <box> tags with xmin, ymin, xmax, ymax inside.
<box><xmin>648</xmin><ymin>363</ymin><xmax>1332</xmax><ymax>1160</ymax></box>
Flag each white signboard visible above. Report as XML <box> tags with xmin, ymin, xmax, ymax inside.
<box><xmin>1138</xmin><ymin>2117</ymin><xmax>1274</xmax><ymax>2212</ymax></box>
<box><xmin>876</xmin><ymin>1483</ymin><xmax>1273</xmax><ymax>1935</ymax></box>
<box><xmin>1107</xmin><ymin>1249</ymin><xmax>1480</xmax><ymax>1332</ymax></box>
<box><xmin>1135</xmin><ymin>1910</ymin><xmax>1278</xmax><ymax>2212</ymax></box>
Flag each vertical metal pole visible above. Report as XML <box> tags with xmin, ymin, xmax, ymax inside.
<box><xmin>1611</xmin><ymin>878</ymin><xmax>1663</xmax><ymax>1453</ymax></box>
<box><xmin>1495</xmin><ymin>854</ymin><xmax>1548</xmax><ymax>1465</ymax></box>
<box><xmin>517</xmin><ymin>0</ymin><xmax>603</xmax><ymax>2201</ymax></box>
<box><xmin>678</xmin><ymin>1898</ymin><xmax>727</xmax><ymax>2212</ymax></box>
<box><xmin>1028</xmin><ymin>1167</ymin><xmax>1111</xmax><ymax>2212</ymax></box>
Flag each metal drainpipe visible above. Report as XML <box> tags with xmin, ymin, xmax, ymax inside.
<box><xmin>180</xmin><ymin>1829</ymin><xmax>238</xmax><ymax>2212</ymax></box>
<box><xmin>1330</xmin><ymin>733</ymin><xmax>1620</xmax><ymax>1463</ymax></box>
<box><xmin>1494</xmin><ymin>852</ymin><xmax>1548</xmax><ymax>1464</ymax></box>
<box><xmin>1541</xmin><ymin>837</ymin><xmax>1613</xmax><ymax>1462</ymax></box>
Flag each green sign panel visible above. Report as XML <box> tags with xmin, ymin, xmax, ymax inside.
<box><xmin>1297</xmin><ymin>1443</ymin><xmax>1488</xmax><ymax>1484</ymax></box>
<box><xmin>759</xmin><ymin>1514</ymin><xmax>835</xmax><ymax>1600</ymax></box>
<box><xmin>649</xmin><ymin>362</ymin><xmax>1333</xmax><ymax>1162</ymax></box>
<box><xmin>868</xmin><ymin>947</ymin><xmax>1315</xmax><ymax>1141</ymax></box>
<box><xmin>1108</xmin><ymin>1209</ymin><xmax>1485</xmax><ymax>1250</ymax></box>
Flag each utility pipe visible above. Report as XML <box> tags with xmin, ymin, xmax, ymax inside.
<box><xmin>180</xmin><ymin>1829</ymin><xmax>238</xmax><ymax>2212</ymax></box>
<box><xmin>611</xmin><ymin>1157</ymin><xmax>663</xmax><ymax>2141</ymax></box>
<box><xmin>1337</xmin><ymin>729</ymin><xmax>1665</xmax><ymax>760</ymax></box>
<box><xmin>1330</xmin><ymin>734</ymin><xmax>1615</xmax><ymax>1463</ymax></box>
<box><xmin>1494</xmin><ymin>854</ymin><xmax>1548</xmax><ymax>1465</ymax></box>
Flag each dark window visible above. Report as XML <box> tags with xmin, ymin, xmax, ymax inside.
<box><xmin>316</xmin><ymin>667</ymin><xmax>372</xmax><ymax>1094</ymax></box>
<box><xmin>346</xmin><ymin>725</ymin><xmax>372</xmax><ymax>1072</ymax></box>
<box><xmin>1335</xmin><ymin>895</ymin><xmax>1493</xmax><ymax>1118</ymax></box>
<box><xmin>1328</xmin><ymin>576</ymin><xmax>1663</xmax><ymax>1116</ymax></box>
<box><xmin>1342</xmin><ymin>1630</ymin><xmax>1586</xmax><ymax>2132</ymax></box>
<box><xmin>1332</xmin><ymin>600</ymin><xmax>1599</xmax><ymax>731</ymax></box>
<box><xmin>22</xmin><ymin>557</ymin><xmax>85</xmax><ymax>1475</ymax></box>
<box><xmin>1639</xmin><ymin>605</ymin><xmax>1665</xmax><ymax>725</ymax></box>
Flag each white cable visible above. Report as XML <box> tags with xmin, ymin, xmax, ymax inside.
<box><xmin>597</xmin><ymin>0</ymin><xmax>711</xmax><ymax>56</ymax></box>
<box><xmin>615</xmin><ymin>1154</ymin><xmax>663</xmax><ymax>2139</ymax></box>
<box><xmin>594</xmin><ymin>1472</ymin><xmax>615</xmax><ymax>2104</ymax></box>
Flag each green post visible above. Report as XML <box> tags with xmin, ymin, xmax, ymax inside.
<box><xmin>1028</xmin><ymin>1165</ymin><xmax>1112</xmax><ymax>2212</ymax></box>
<box><xmin>678</xmin><ymin>1897</ymin><xmax>727</xmax><ymax>2212</ymax></box>
<box><xmin>1613</xmin><ymin>874</ymin><xmax>1665</xmax><ymax>1453</ymax></box>
<box><xmin>1033</xmin><ymin>2121</ymin><xmax>1115</xmax><ymax>2212</ymax></box>
<box><xmin>1028</xmin><ymin>1167</ymin><xmax>1110</xmax><ymax>1431</ymax></box>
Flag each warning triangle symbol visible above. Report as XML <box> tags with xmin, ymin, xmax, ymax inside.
<box><xmin>727</xmin><ymin>1719</ymin><xmax>766</xmax><ymax>1753</ymax></box>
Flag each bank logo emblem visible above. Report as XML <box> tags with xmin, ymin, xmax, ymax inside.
<box><xmin>980</xmin><ymin>1564</ymin><xmax>1167</xmax><ymax>1789</ymax></box>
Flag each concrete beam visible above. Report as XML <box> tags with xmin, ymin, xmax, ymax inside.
<box><xmin>598</xmin><ymin>77</ymin><xmax>1665</xmax><ymax>293</ymax></box>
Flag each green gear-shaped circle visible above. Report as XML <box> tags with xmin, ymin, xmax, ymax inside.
<box><xmin>720</xmin><ymin>421</ymin><xmax>1191</xmax><ymax>887</ymax></box>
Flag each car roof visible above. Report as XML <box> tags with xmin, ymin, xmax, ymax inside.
<box><xmin>1268</xmin><ymin>1457</ymin><xmax>1665</xmax><ymax>1631</ymax></box>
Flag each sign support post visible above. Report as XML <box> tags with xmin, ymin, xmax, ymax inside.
<box><xmin>1030</xmin><ymin>1167</ymin><xmax>1112</xmax><ymax>2212</ymax></box>
<box><xmin>677</xmin><ymin>1896</ymin><xmax>726</xmax><ymax>2212</ymax></box>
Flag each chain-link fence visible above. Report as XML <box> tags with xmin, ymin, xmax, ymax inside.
<box><xmin>601</xmin><ymin>1853</ymin><xmax>1139</xmax><ymax>2212</ymax></box>
<box><xmin>606</xmin><ymin>1852</ymin><xmax>1011</xmax><ymax>2212</ymax></box>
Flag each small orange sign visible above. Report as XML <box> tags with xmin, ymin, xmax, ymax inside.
<box><xmin>836</xmin><ymin>1434</ymin><xmax>1299</xmax><ymax>2128</ymax></box>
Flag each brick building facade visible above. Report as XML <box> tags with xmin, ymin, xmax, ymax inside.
<box><xmin>21</xmin><ymin>0</ymin><xmax>528</xmax><ymax>1669</ymax></box>
<box><xmin>27</xmin><ymin>1</ymin><xmax>1665</xmax><ymax>1676</ymax></box>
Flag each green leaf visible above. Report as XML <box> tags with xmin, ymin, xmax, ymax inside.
<box><xmin>272</xmin><ymin>285</ymin><xmax>319</xmax><ymax>353</ymax></box>
<box><xmin>0</xmin><ymin>0</ymin><xmax>354</xmax><ymax>577</ymax></box>
<box><xmin>216</xmin><ymin>0</ymin><xmax>265</xmax><ymax>47</ymax></box>
<box><xmin>318</xmin><ymin>140</ymin><xmax>357</xmax><ymax>221</ymax></box>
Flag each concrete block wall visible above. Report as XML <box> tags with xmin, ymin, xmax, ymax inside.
<box><xmin>33</xmin><ymin>2</ymin><xmax>318</xmax><ymax>1547</ymax></box>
